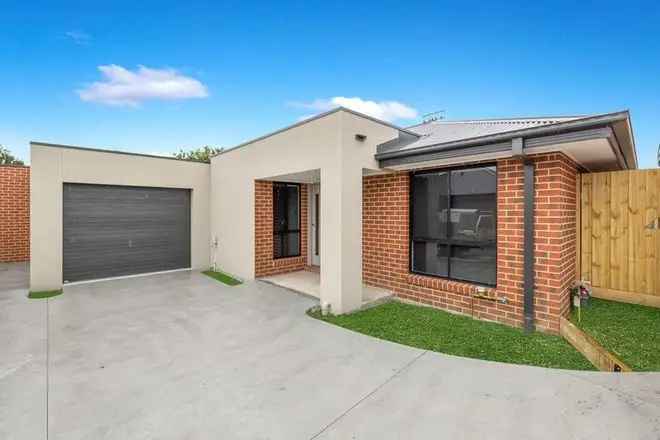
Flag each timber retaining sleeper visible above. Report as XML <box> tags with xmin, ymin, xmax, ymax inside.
<box><xmin>569</xmin><ymin>298</ymin><xmax>660</xmax><ymax>371</ymax></box>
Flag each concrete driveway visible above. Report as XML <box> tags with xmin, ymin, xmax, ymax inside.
<box><xmin>1</xmin><ymin>263</ymin><xmax>659</xmax><ymax>439</ymax></box>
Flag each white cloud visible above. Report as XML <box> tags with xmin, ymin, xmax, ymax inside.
<box><xmin>77</xmin><ymin>65</ymin><xmax>209</xmax><ymax>107</ymax></box>
<box><xmin>65</xmin><ymin>30</ymin><xmax>91</xmax><ymax>45</ymax></box>
<box><xmin>292</xmin><ymin>96</ymin><xmax>418</xmax><ymax>122</ymax></box>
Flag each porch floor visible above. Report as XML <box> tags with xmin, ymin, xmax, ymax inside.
<box><xmin>260</xmin><ymin>270</ymin><xmax>392</xmax><ymax>308</ymax></box>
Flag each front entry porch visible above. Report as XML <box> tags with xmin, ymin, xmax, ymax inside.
<box><xmin>254</xmin><ymin>158</ymin><xmax>383</xmax><ymax>314</ymax></box>
<box><xmin>260</xmin><ymin>269</ymin><xmax>392</xmax><ymax>308</ymax></box>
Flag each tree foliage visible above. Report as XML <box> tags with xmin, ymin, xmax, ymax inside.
<box><xmin>174</xmin><ymin>145</ymin><xmax>223</xmax><ymax>163</ymax></box>
<box><xmin>0</xmin><ymin>145</ymin><xmax>24</xmax><ymax>165</ymax></box>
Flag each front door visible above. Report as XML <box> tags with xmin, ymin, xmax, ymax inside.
<box><xmin>310</xmin><ymin>184</ymin><xmax>320</xmax><ymax>266</ymax></box>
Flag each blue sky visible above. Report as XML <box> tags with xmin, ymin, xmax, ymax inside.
<box><xmin>1</xmin><ymin>0</ymin><xmax>659</xmax><ymax>167</ymax></box>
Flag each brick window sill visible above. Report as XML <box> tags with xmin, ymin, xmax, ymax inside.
<box><xmin>272</xmin><ymin>256</ymin><xmax>305</xmax><ymax>267</ymax></box>
<box><xmin>406</xmin><ymin>273</ymin><xmax>496</xmax><ymax>297</ymax></box>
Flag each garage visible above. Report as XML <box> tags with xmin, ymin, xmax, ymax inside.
<box><xmin>63</xmin><ymin>183</ymin><xmax>191</xmax><ymax>283</ymax></box>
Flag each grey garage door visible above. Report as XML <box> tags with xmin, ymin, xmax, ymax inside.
<box><xmin>63</xmin><ymin>183</ymin><xmax>191</xmax><ymax>283</ymax></box>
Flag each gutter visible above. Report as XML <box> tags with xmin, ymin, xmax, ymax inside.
<box><xmin>375</xmin><ymin>110</ymin><xmax>634</xmax><ymax>169</ymax></box>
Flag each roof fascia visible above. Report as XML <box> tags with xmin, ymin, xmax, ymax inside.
<box><xmin>376</xmin><ymin>111</ymin><xmax>631</xmax><ymax>162</ymax></box>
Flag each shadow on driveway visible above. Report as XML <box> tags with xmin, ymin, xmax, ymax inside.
<box><xmin>2</xmin><ymin>265</ymin><xmax>659</xmax><ymax>439</ymax></box>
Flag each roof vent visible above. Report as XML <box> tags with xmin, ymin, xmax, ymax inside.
<box><xmin>422</xmin><ymin>110</ymin><xmax>446</xmax><ymax>124</ymax></box>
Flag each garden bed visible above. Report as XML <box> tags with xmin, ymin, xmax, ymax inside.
<box><xmin>570</xmin><ymin>298</ymin><xmax>659</xmax><ymax>371</ymax></box>
<box><xmin>309</xmin><ymin>301</ymin><xmax>594</xmax><ymax>370</ymax></box>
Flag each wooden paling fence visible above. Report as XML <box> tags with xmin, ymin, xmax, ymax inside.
<box><xmin>579</xmin><ymin>169</ymin><xmax>660</xmax><ymax>305</ymax></box>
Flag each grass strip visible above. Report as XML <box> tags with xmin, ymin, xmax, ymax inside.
<box><xmin>310</xmin><ymin>301</ymin><xmax>595</xmax><ymax>370</ymax></box>
<box><xmin>28</xmin><ymin>289</ymin><xmax>63</xmax><ymax>299</ymax></box>
<box><xmin>571</xmin><ymin>298</ymin><xmax>659</xmax><ymax>371</ymax></box>
<box><xmin>203</xmin><ymin>269</ymin><xmax>242</xmax><ymax>286</ymax></box>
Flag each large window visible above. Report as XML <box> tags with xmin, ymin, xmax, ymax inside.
<box><xmin>273</xmin><ymin>183</ymin><xmax>301</xmax><ymax>258</ymax></box>
<box><xmin>411</xmin><ymin>165</ymin><xmax>497</xmax><ymax>286</ymax></box>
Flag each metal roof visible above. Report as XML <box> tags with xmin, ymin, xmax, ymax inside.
<box><xmin>376</xmin><ymin>110</ymin><xmax>637</xmax><ymax>170</ymax></box>
<box><xmin>390</xmin><ymin>116</ymin><xmax>585</xmax><ymax>152</ymax></box>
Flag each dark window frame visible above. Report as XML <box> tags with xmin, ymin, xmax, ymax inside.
<box><xmin>273</xmin><ymin>182</ymin><xmax>302</xmax><ymax>259</ymax></box>
<box><xmin>409</xmin><ymin>164</ymin><xmax>498</xmax><ymax>287</ymax></box>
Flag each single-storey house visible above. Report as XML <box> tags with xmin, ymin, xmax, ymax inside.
<box><xmin>29</xmin><ymin>107</ymin><xmax>637</xmax><ymax>333</ymax></box>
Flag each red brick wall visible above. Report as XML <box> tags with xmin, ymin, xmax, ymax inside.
<box><xmin>362</xmin><ymin>153</ymin><xmax>577</xmax><ymax>333</ymax></box>
<box><xmin>0</xmin><ymin>165</ymin><xmax>30</xmax><ymax>262</ymax></box>
<box><xmin>534</xmin><ymin>154</ymin><xmax>578</xmax><ymax>324</ymax></box>
<box><xmin>255</xmin><ymin>181</ymin><xmax>308</xmax><ymax>277</ymax></box>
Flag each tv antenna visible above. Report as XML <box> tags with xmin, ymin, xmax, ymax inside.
<box><xmin>422</xmin><ymin>110</ymin><xmax>446</xmax><ymax>123</ymax></box>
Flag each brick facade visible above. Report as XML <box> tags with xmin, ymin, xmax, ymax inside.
<box><xmin>362</xmin><ymin>153</ymin><xmax>577</xmax><ymax>333</ymax></box>
<box><xmin>0</xmin><ymin>165</ymin><xmax>30</xmax><ymax>263</ymax></box>
<box><xmin>254</xmin><ymin>180</ymin><xmax>308</xmax><ymax>277</ymax></box>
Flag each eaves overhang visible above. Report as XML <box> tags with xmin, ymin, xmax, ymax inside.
<box><xmin>375</xmin><ymin>111</ymin><xmax>637</xmax><ymax>170</ymax></box>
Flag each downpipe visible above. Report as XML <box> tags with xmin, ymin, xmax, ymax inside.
<box><xmin>523</xmin><ymin>159</ymin><xmax>535</xmax><ymax>333</ymax></box>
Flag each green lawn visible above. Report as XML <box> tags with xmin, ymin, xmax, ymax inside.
<box><xmin>28</xmin><ymin>289</ymin><xmax>63</xmax><ymax>299</ymax></box>
<box><xmin>203</xmin><ymin>269</ymin><xmax>242</xmax><ymax>286</ymax></box>
<box><xmin>309</xmin><ymin>301</ymin><xmax>594</xmax><ymax>370</ymax></box>
<box><xmin>571</xmin><ymin>298</ymin><xmax>659</xmax><ymax>371</ymax></box>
